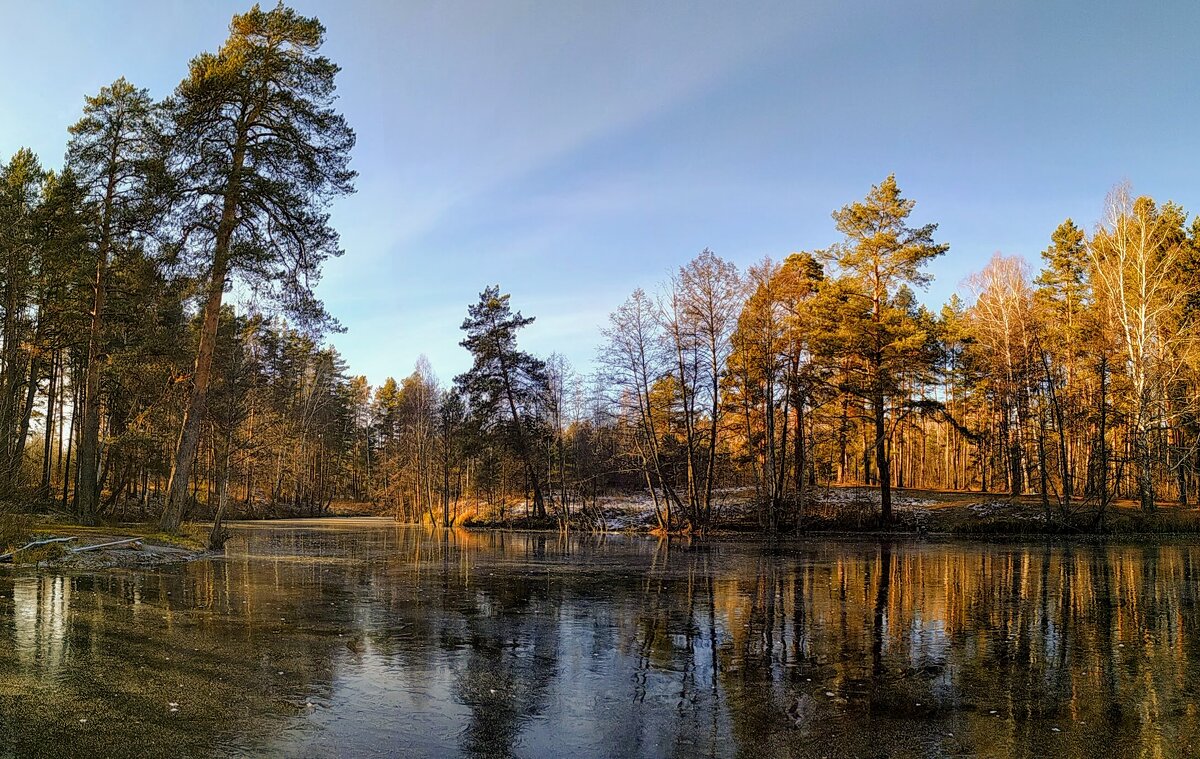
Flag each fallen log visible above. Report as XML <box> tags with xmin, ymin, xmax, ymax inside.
<box><xmin>0</xmin><ymin>536</ymin><xmax>77</xmax><ymax>562</ymax></box>
<box><xmin>69</xmin><ymin>538</ymin><xmax>143</xmax><ymax>554</ymax></box>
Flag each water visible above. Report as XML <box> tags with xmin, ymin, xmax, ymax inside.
<box><xmin>1</xmin><ymin>520</ymin><xmax>1198</xmax><ymax>758</ymax></box>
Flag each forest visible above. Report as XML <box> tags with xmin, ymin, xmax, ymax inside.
<box><xmin>2</xmin><ymin>3</ymin><xmax>1199</xmax><ymax>536</ymax></box>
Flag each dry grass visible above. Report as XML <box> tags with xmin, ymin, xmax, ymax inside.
<box><xmin>0</xmin><ymin>509</ymin><xmax>33</xmax><ymax>553</ymax></box>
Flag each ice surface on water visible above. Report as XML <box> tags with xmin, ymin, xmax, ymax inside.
<box><xmin>0</xmin><ymin>521</ymin><xmax>1196</xmax><ymax>757</ymax></box>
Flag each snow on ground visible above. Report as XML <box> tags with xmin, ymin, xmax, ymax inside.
<box><xmin>583</xmin><ymin>485</ymin><xmax>1047</xmax><ymax>531</ymax></box>
<box><xmin>584</xmin><ymin>486</ymin><xmax>930</xmax><ymax>531</ymax></box>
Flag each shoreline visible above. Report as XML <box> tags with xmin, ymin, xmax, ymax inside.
<box><xmin>451</xmin><ymin>521</ymin><xmax>1200</xmax><ymax>544</ymax></box>
<box><xmin>0</xmin><ymin>521</ymin><xmax>214</xmax><ymax>570</ymax></box>
<box><xmin>8</xmin><ymin>492</ymin><xmax>1200</xmax><ymax>571</ymax></box>
<box><xmin>211</xmin><ymin>512</ymin><xmax>1200</xmax><ymax>544</ymax></box>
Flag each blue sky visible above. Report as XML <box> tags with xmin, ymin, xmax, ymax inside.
<box><xmin>1</xmin><ymin>1</ymin><xmax>1197</xmax><ymax>385</ymax></box>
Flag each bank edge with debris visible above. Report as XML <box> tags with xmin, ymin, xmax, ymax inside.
<box><xmin>0</xmin><ymin>522</ymin><xmax>215</xmax><ymax>569</ymax></box>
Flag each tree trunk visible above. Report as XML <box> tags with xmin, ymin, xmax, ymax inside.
<box><xmin>78</xmin><ymin>152</ymin><xmax>119</xmax><ymax>525</ymax></box>
<box><xmin>161</xmin><ymin>145</ymin><xmax>243</xmax><ymax>531</ymax></box>
<box><xmin>873</xmin><ymin>383</ymin><xmax>891</xmax><ymax>522</ymax></box>
<box><xmin>39</xmin><ymin>349</ymin><xmax>57</xmax><ymax>500</ymax></box>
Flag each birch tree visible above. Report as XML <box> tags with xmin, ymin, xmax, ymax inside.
<box><xmin>1088</xmin><ymin>187</ymin><xmax>1190</xmax><ymax>511</ymax></box>
<box><xmin>661</xmin><ymin>249</ymin><xmax>742</xmax><ymax>531</ymax></box>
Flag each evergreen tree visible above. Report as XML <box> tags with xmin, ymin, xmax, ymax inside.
<box><xmin>815</xmin><ymin>175</ymin><xmax>948</xmax><ymax>521</ymax></box>
<box><xmin>0</xmin><ymin>150</ymin><xmax>47</xmax><ymax>493</ymax></box>
<box><xmin>455</xmin><ymin>286</ymin><xmax>550</xmax><ymax>519</ymax></box>
<box><xmin>66</xmin><ymin>77</ymin><xmax>160</xmax><ymax>524</ymax></box>
<box><xmin>159</xmin><ymin>3</ymin><xmax>355</xmax><ymax>530</ymax></box>
<box><xmin>1034</xmin><ymin>219</ymin><xmax>1091</xmax><ymax>509</ymax></box>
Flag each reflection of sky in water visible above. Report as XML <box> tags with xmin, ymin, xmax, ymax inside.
<box><xmin>1</xmin><ymin>525</ymin><xmax>1199</xmax><ymax>757</ymax></box>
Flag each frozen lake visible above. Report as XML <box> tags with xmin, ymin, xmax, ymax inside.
<box><xmin>0</xmin><ymin>520</ymin><xmax>1196</xmax><ymax>757</ymax></box>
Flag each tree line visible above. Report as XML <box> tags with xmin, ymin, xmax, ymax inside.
<box><xmin>353</xmin><ymin>175</ymin><xmax>1200</xmax><ymax>534</ymax></box>
<box><xmin>0</xmin><ymin>3</ymin><xmax>354</xmax><ymax>540</ymax></box>
<box><xmin>4</xmin><ymin>5</ymin><xmax>1199</xmax><ymax>535</ymax></box>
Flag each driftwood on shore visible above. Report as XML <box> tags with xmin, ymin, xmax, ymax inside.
<box><xmin>0</xmin><ymin>536</ymin><xmax>145</xmax><ymax>562</ymax></box>
<box><xmin>69</xmin><ymin>538</ymin><xmax>142</xmax><ymax>554</ymax></box>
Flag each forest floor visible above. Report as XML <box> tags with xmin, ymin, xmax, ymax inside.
<box><xmin>796</xmin><ymin>487</ymin><xmax>1200</xmax><ymax>536</ymax></box>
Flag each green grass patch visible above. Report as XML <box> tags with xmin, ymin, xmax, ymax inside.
<box><xmin>130</xmin><ymin>525</ymin><xmax>208</xmax><ymax>551</ymax></box>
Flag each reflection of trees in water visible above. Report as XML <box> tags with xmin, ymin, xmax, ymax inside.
<box><xmin>367</xmin><ymin>533</ymin><xmax>1200</xmax><ymax>757</ymax></box>
<box><xmin>693</xmin><ymin>542</ymin><xmax>1200</xmax><ymax>757</ymax></box>
<box><xmin>355</xmin><ymin>529</ymin><xmax>736</xmax><ymax>757</ymax></box>
<box><xmin>346</xmin><ymin>528</ymin><xmax>565</xmax><ymax>757</ymax></box>
<box><xmin>452</xmin><ymin>572</ymin><xmax>559</xmax><ymax>756</ymax></box>
<box><xmin>0</xmin><ymin>555</ymin><xmax>355</xmax><ymax>757</ymax></box>
<box><xmin>620</xmin><ymin>541</ymin><xmax>728</xmax><ymax>757</ymax></box>
<box><xmin>4</xmin><ymin>530</ymin><xmax>1200</xmax><ymax>757</ymax></box>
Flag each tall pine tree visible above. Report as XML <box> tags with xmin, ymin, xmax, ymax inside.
<box><xmin>816</xmin><ymin>175</ymin><xmax>947</xmax><ymax>522</ymax></box>
<box><xmin>455</xmin><ymin>286</ymin><xmax>550</xmax><ymax>519</ymax></box>
<box><xmin>159</xmin><ymin>4</ymin><xmax>355</xmax><ymax>531</ymax></box>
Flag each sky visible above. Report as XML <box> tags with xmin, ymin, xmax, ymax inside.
<box><xmin>1</xmin><ymin>0</ymin><xmax>1198</xmax><ymax>385</ymax></box>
